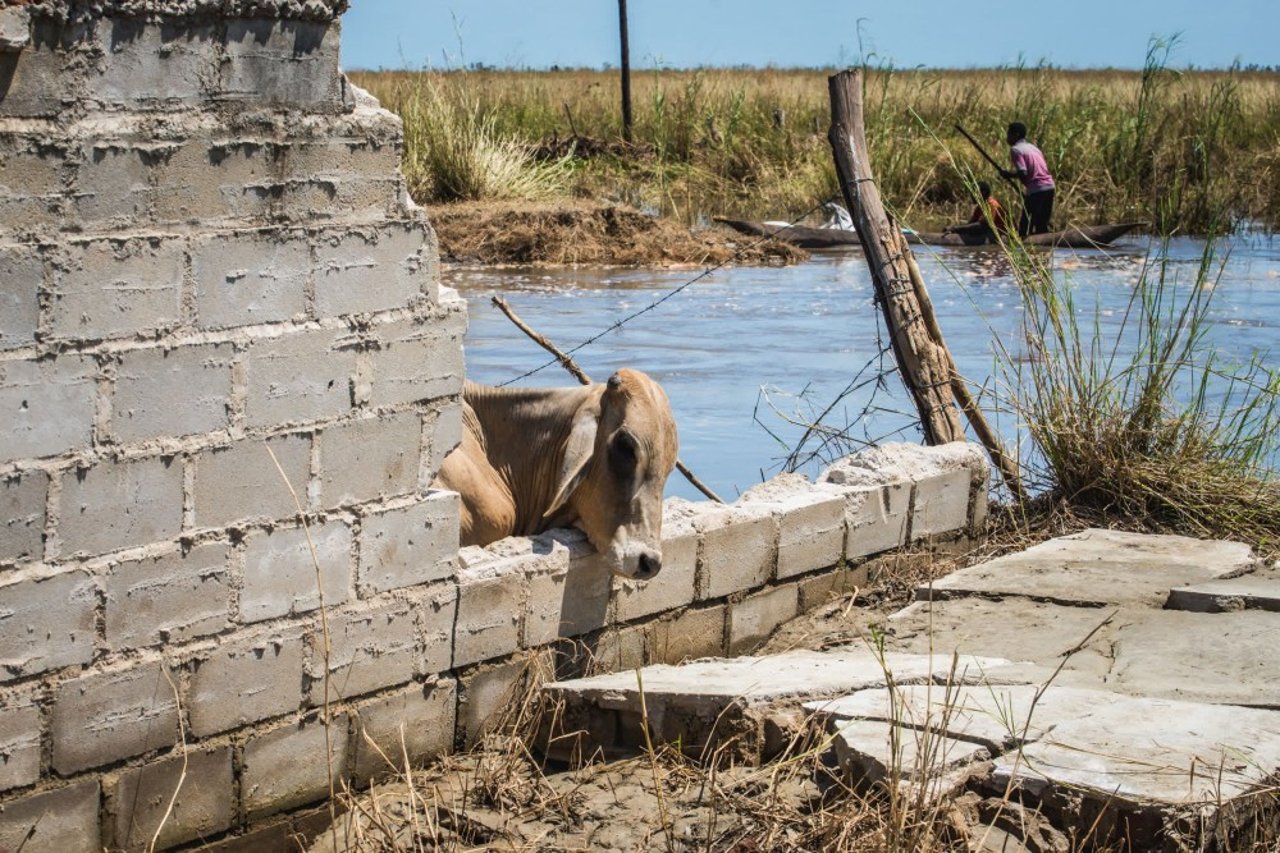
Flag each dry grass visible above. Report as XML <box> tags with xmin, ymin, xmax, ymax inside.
<box><xmin>351</xmin><ymin>63</ymin><xmax>1280</xmax><ymax>232</ymax></box>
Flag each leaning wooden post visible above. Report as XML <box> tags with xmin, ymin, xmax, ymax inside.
<box><xmin>617</xmin><ymin>0</ymin><xmax>633</xmax><ymax>144</ymax></box>
<box><xmin>827</xmin><ymin>69</ymin><xmax>964</xmax><ymax>445</ymax></box>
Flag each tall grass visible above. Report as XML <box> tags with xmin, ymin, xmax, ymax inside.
<box><xmin>390</xmin><ymin>76</ymin><xmax>572</xmax><ymax>203</ymax></box>
<box><xmin>351</xmin><ymin>57</ymin><xmax>1280</xmax><ymax>231</ymax></box>
<box><xmin>996</xmin><ymin>230</ymin><xmax>1280</xmax><ymax>548</ymax></box>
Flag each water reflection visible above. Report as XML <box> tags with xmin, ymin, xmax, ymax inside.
<box><xmin>445</xmin><ymin>233</ymin><xmax>1277</xmax><ymax>501</ymax></box>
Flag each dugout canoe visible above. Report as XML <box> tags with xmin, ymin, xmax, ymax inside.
<box><xmin>717</xmin><ymin>217</ymin><xmax>1142</xmax><ymax>250</ymax></box>
<box><xmin>713</xmin><ymin>217</ymin><xmax>861</xmax><ymax>249</ymax></box>
<box><xmin>905</xmin><ymin>222</ymin><xmax>1144</xmax><ymax>248</ymax></box>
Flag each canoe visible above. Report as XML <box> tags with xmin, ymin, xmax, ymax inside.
<box><xmin>713</xmin><ymin>217</ymin><xmax>861</xmax><ymax>249</ymax></box>
<box><xmin>717</xmin><ymin>217</ymin><xmax>1142</xmax><ymax>250</ymax></box>
<box><xmin>905</xmin><ymin>222</ymin><xmax>1144</xmax><ymax>249</ymax></box>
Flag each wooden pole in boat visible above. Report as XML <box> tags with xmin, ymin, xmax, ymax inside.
<box><xmin>955</xmin><ymin>123</ymin><xmax>1021</xmax><ymax>193</ymax></box>
<box><xmin>827</xmin><ymin>70</ymin><xmax>965</xmax><ymax>446</ymax></box>
<box><xmin>491</xmin><ymin>295</ymin><xmax>725</xmax><ymax>504</ymax></box>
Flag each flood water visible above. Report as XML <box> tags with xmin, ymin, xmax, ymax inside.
<box><xmin>443</xmin><ymin>233</ymin><xmax>1280</xmax><ymax>501</ymax></box>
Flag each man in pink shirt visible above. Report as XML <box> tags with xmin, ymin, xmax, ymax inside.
<box><xmin>1000</xmin><ymin>121</ymin><xmax>1055</xmax><ymax>236</ymax></box>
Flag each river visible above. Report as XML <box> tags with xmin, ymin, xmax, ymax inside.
<box><xmin>442</xmin><ymin>233</ymin><xmax>1280</xmax><ymax>501</ymax></box>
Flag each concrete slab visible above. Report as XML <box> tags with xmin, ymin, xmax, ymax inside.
<box><xmin>886</xmin><ymin>598</ymin><xmax>1120</xmax><ymax>682</ymax></box>
<box><xmin>829</xmin><ymin>717</ymin><xmax>992</xmax><ymax>783</ymax></box>
<box><xmin>1104</xmin><ymin>609</ymin><xmax>1280</xmax><ymax>706</ymax></box>
<box><xmin>1166</xmin><ymin>568</ymin><xmax>1280</xmax><ymax>613</ymax></box>
<box><xmin>811</xmin><ymin>684</ymin><xmax>1280</xmax><ymax>805</ymax></box>
<box><xmin>546</xmin><ymin>648</ymin><xmax>1010</xmax><ymax>715</ymax></box>
<box><xmin>920</xmin><ymin>528</ymin><xmax>1257</xmax><ymax>607</ymax></box>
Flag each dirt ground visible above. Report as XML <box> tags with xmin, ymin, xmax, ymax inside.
<box><xmin>426</xmin><ymin>201</ymin><xmax>807</xmax><ymax>268</ymax></box>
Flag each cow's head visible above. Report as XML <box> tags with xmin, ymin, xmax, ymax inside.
<box><xmin>544</xmin><ymin>369</ymin><xmax>678</xmax><ymax>580</ymax></box>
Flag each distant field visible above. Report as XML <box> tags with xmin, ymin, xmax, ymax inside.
<box><xmin>349</xmin><ymin>66</ymin><xmax>1280</xmax><ymax>233</ymax></box>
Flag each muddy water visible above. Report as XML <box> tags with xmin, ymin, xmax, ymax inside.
<box><xmin>443</xmin><ymin>234</ymin><xmax>1280</xmax><ymax>501</ymax></box>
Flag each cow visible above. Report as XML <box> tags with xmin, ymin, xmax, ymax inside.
<box><xmin>433</xmin><ymin>368</ymin><xmax>679</xmax><ymax>580</ymax></box>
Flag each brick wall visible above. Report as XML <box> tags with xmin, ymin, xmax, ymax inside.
<box><xmin>0</xmin><ymin>5</ymin><xmax>991</xmax><ymax>850</ymax></box>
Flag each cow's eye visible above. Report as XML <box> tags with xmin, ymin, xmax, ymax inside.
<box><xmin>609</xmin><ymin>431</ymin><xmax>639</xmax><ymax>473</ymax></box>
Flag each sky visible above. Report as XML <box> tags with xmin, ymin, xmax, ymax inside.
<box><xmin>340</xmin><ymin>0</ymin><xmax>1278</xmax><ymax>72</ymax></box>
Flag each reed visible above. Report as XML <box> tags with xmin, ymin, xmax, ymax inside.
<box><xmin>351</xmin><ymin>59</ymin><xmax>1280</xmax><ymax>232</ymax></box>
<box><xmin>995</xmin><ymin>228</ymin><xmax>1280</xmax><ymax>549</ymax></box>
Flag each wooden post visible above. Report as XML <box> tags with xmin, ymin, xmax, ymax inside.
<box><xmin>617</xmin><ymin>0</ymin><xmax>633</xmax><ymax>144</ymax></box>
<box><xmin>827</xmin><ymin>70</ymin><xmax>964</xmax><ymax>445</ymax></box>
<box><xmin>827</xmin><ymin>70</ymin><xmax>1027</xmax><ymax>500</ymax></box>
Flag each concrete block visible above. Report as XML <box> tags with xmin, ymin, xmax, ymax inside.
<box><xmin>192</xmin><ymin>229</ymin><xmax>309</xmax><ymax>330</ymax></box>
<box><xmin>646</xmin><ymin>605</ymin><xmax>726</xmax><ymax>665</ymax></box>
<box><xmin>0</xmin><ymin>5</ymin><xmax>28</xmax><ymax>49</ymax></box>
<box><xmin>72</xmin><ymin>141</ymin><xmax>154</xmax><ymax>226</ymax></box>
<box><xmin>587</xmin><ymin>623</ymin><xmax>649</xmax><ymax>673</ymax></box>
<box><xmin>240</xmin><ymin>520</ymin><xmax>352</xmax><ymax>623</ymax></box>
<box><xmin>0</xmin><ymin>687</ymin><xmax>41</xmax><ymax>792</ymax></box>
<box><xmin>458</xmin><ymin>658</ymin><xmax>528</xmax><ymax>746</ymax></box>
<box><xmin>317</xmin><ymin>411</ymin><xmax>421</xmax><ymax>508</ymax></box>
<box><xmin>798</xmin><ymin>563</ymin><xmax>866</xmax><ymax>612</ymax></box>
<box><xmin>193</xmin><ymin>433</ymin><xmax>312</xmax><ymax>529</ymax></box>
<box><xmin>0</xmin><ymin>568</ymin><xmax>96</xmax><ymax>681</ymax></box>
<box><xmin>728</xmin><ymin>584</ymin><xmax>799</xmax><ymax>655</ymax></box>
<box><xmin>739</xmin><ymin>474</ymin><xmax>846</xmax><ymax>579</ymax></box>
<box><xmin>696</xmin><ymin>503</ymin><xmax>777</xmax><ymax>600</ymax></box>
<box><xmin>49</xmin><ymin>237</ymin><xmax>184</xmax><ymax>342</ymax></box>
<box><xmin>0</xmin><ymin>22</ymin><xmax>78</xmax><ymax>119</ymax></box>
<box><xmin>425</xmin><ymin>395</ymin><xmax>464</xmax><ymax>477</ymax></box>
<box><xmin>365</xmin><ymin>309</ymin><xmax>466</xmax><ymax>409</ymax></box>
<box><xmin>91</xmin><ymin>18</ymin><xmax>219</xmax><ymax>107</ymax></box>
<box><xmin>453</xmin><ymin>564</ymin><xmax>525</xmax><ymax>668</ymax></box>
<box><xmin>52</xmin><ymin>659</ymin><xmax>181</xmax><ymax>774</ymax></box>
<box><xmin>524</xmin><ymin>539</ymin><xmax>610</xmax><ymax>648</ymax></box>
<box><xmin>151</xmin><ymin>137</ymin><xmax>269</xmax><ymax>225</ymax></box>
<box><xmin>112</xmin><ymin>341</ymin><xmax>234</xmax><ymax>443</ymax></box>
<box><xmin>313</xmin><ymin>222</ymin><xmax>428</xmax><ymax>317</ymax></box>
<box><xmin>109</xmin><ymin>745</ymin><xmax>234</xmax><ymax>853</ymax></box>
<box><xmin>104</xmin><ymin>542</ymin><xmax>230</xmax><ymax>650</ymax></box>
<box><xmin>410</xmin><ymin>582</ymin><xmax>458</xmax><ymax>676</ymax></box>
<box><xmin>222</xmin><ymin>19</ymin><xmax>345</xmax><ymax>111</ymax></box>
<box><xmin>59</xmin><ymin>455</ymin><xmax>184</xmax><ymax>557</ymax></box>
<box><xmin>820</xmin><ymin>480</ymin><xmax>910</xmax><ymax>560</ymax></box>
<box><xmin>912</xmin><ymin>466</ymin><xmax>976</xmax><ymax>540</ymax></box>
<box><xmin>352</xmin><ymin>679</ymin><xmax>457</xmax><ymax>782</ymax></box>
<box><xmin>0</xmin><ymin>244</ymin><xmax>40</xmax><ymax>351</ymax></box>
<box><xmin>188</xmin><ymin>625</ymin><xmax>306</xmax><ymax>737</ymax></box>
<box><xmin>242</xmin><ymin>325</ymin><xmax>360</xmax><ymax>428</ymax></box>
<box><xmin>0</xmin><ymin>780</ymin><xmax>102</xmax><ymax>853</ymax></box>
<box><xmin>613</xmin><ymin>499</ymin><xmax>699</xmax><ymax>623</ymax></box>
<box><xmin>0</xmin><ymin>355</ymin><xmax>97</xmax><ymax>462</ymax></box>
<box><xmin>242</xmin><ymin>717</ymin><xmax>350</xmax><ymax>822</ymax></box>
<box><xmin>357</xmin><ymin>491</ymin><xmax>458</xmax><ymax>595</ymax></box>
<box><xmin>310</xmin><ymin>598</ymin><xmax>419</xmax><ymax>704</ymax></box>
<box><xmin>0</xmin><ymin>468</ymin><xmax>47</xmax><ymax>566</ymax></box>
<box><xmin>0</xmin><ymin>134</ymin><xmax>65</xmax><ymax>199</ymax></box>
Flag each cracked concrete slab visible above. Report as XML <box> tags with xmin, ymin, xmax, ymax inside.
<box><xmin>1167</xmin><ymin>567</ymin><xmax>1280</xmax><ymax>613</ymax></box>
<box><xmin>919</xmin><ymin>528</ymin><xmax>1257</xmax><ymax>607</ymax></box>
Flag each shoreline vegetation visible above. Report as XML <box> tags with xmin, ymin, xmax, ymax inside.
<box><xmin>351</xmin><ymin>59</ymin><xmax>1280</xmax><ymax>240</ymax></box>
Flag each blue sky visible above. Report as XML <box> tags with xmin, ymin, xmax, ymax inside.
<box><xmin>340</xmin><ymin>1</ymin><xmax>1278</xmax><ymax>72</ymax></box>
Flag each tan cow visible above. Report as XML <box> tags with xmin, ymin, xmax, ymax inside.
<box><xmin>433</xmin><ymin>368</ymin><xmax>679</xmax><ymax>580</ymax></box>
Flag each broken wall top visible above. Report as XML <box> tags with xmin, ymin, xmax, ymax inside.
<box><xmin>0</xmin><ymin>1</ymin><xmax>352</xmax><ymax>118</ymax></box>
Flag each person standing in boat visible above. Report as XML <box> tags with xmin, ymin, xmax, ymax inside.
<box><xmin>1000</xmin><ymin>121</ymin><xmax>1055</xmax><ymax>236</ymax></box>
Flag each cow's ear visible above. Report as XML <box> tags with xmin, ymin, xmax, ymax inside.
<box><xmin>544</xmin><ymin>410</ymin><xmax>597</xmax><ymax>519</ymax></box>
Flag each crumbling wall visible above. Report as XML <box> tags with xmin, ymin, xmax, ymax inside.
<box><xmin>0</xmin><ymin>3</ymin><xmax>465</xmax><ymax>850</ymax></box>
<box><xmin>0</xmin><ymin>3</ymin><xmax>992</xmax><ymax>849</ymax></box>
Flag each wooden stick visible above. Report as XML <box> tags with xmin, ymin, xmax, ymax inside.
<box><xmin>491</xmin><ymin>296</ymin><xmax>725</xmax><ymax>504</ymax></box>
<box><xmin>901</xmin><ymin>245</ymin><xmax>1028</xmax><ymax>502</ymax></box>
<box><xmin>827</xmin><ymin>70</ymin><xmax>965</xmax><ymax>445</ymax></box>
